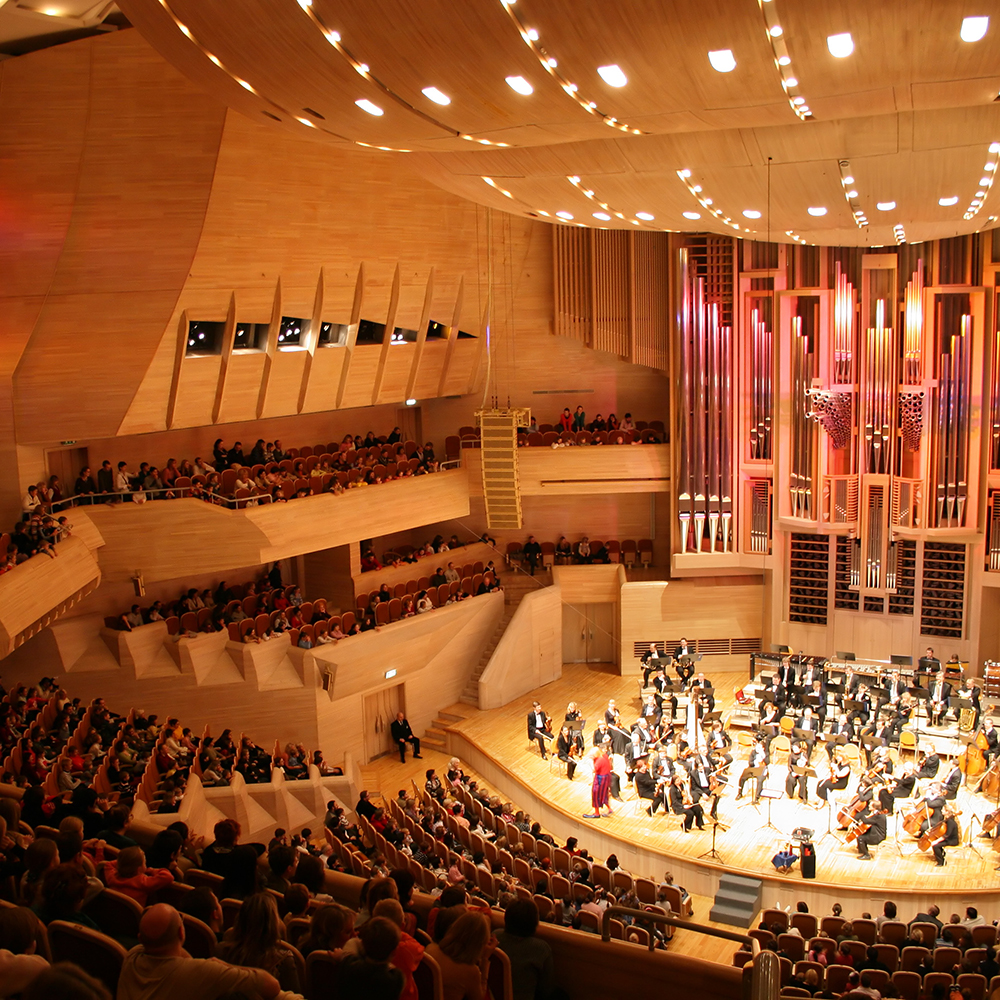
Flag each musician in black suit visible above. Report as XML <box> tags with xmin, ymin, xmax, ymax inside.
<box><xmin>855</xmin><ymin>806</ymin><xmax>887</xmax><ymax>861</ymax></box>
<box><xmin>920</xmin><ymin>647</ymin><xmax>942</xmax><ymax>680</ymax></box>
<box><xmin>848</xmin><ymin>684</ymin><xmax>873</xmax><ymax>728</ymax></box>
<box><xmin>691</xmin><ymin>673</ymin><xmax>715</xmax><ymax>713</ymax></box>
<box><xmin>917</xmin><ymin>787</ymin><xmax>947</xmax><ymax>834</ymax></box>
<box><xmin>653</xmin><ymin>668</ymin><xmax>678</xmax><ymax>721</ymax></box>
<box><xmin>592</xmin><ymin>720</ymin><xmax>611</xmax><ymax>746</ymax></box>
<box><xmin>825</xmin><ymin>714</ymin><xmax>855</xmax><ymax>758</ymax></box>
<box><xmin>878</xmin><ymin>764</ymin><xmax>916</xmax><ymax>814</ymax></box>
<box><xmin>527</xmin><ymin>702</ymin><xmax>551</xmax><ymax>759</ymax></box>
<box><xmin>624</xmin><ymin>731</ymin><xmax>647</xmax><ymax>781</ymax></box>
<box><xmin>932</xmin><ymin>814</ymin><xmax>960</xmax><ymax>867</ymax></box>
<box><xmin>984</xmin><ymin>719</ymin><xmax>1000</xmax><ymax>763</ymax></box>
<box><xmin>736</xmin><ymin>736</ymin><xmax>769</xmax><ymax>802</ymax></box>
<box><xmin>390</xmin><ymin>712</ymin><xmax>422</xmax><ymax>763</ymax></box>
<box><xmin>928</xmin><ymin>675</ymin><xmax>952</xmax><ymax>727</ymax></box>
<box><xmin>916</xmin><ymin>750</ymin><xmax>941</xmax><ymax>780</ymax></box>
<box><xmin>674</xmin><ymin>638</ymin><xmax>695</xmax><ymax>687</ymax></box>
<box><xmin>785</xmin><ymin>741</ymin><xmax>811</xmax><ymax>802</ymax></box>
<box><xmin>668</xmin><ymin>775</ymin><xmax>704</xmax><ymax>831</ymax></box>
<box><xmin>635</xmin><ymin>760</ymin><xmax>657</xmax><ymax>807</ymax></box>
<box><xmin>641</xmin><ymin>642</ymin><xmax>663</xmax><ymax>687</ymax></box>
<box><xmin>941</xmin><ymin>763</ymin><xmax>962</xmax><ymax>800</ymax></box>
<box><xmin>556</xmin><ymin>724</ymin><xmax>583</xmax><ymax>779</ymax></box>
<box><xmin>640</xmin><ymin>694</ymin><xmax>662</xmax><ymax>734</ymax></box>
<box><xmin>817</xmin><ymin>752</ymin><xmax>852</xmax><ymax>803</ymax></box>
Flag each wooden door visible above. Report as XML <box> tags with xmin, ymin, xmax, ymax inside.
<box><xmin>362</xmin><ymin>684</ymin><xmax>403</xmax><ymax>762</ymax></box>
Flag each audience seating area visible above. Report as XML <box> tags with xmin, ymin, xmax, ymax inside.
<box><xmin>505</xmin><ymin>535</ymin><xmax>654</xmax><ymax>569</ymax></box>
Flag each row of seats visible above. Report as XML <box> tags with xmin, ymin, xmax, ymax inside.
<box><xmin>357</xmin><ymin>563</ymin><xmax>491</xmax><ymax>609</ymax></box>
<box><xmin>507</xmin><ymin>538</ymin><xmax>654</xmax><ymax>568</ymax></box>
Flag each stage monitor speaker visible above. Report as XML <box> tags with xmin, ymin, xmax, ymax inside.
<box><xmin>800</xmin><ymin>842</ymin><xmax>816</xmax><ymax>879</ymax></box>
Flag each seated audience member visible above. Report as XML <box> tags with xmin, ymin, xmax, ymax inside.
<box><xmin>200</xmin><ymin>819</ymin><xmax>264</xmax><ymax>899</ymax></box>
<box><xmin>0</xmin><ymin>906</ymin><xmax>49</xmax><ymax>996</ymax></box>
<box><xmin>22</xmin><ymin>963</ymin><xmax>110</xmax><ymax>1000</ymax></box>
<box><xmin>298</xmin><ymin>903</ymin><xmax>356</xmax><ymax>959</ymax></box>
<box><xmin>373</xmin><ymin>899</ymin><xmax>424</xmax><ymax>1000</ymax></box>
<box><xmin>427</xmin><ymin>911</ymin><xmax>495</xmax><ymax>1000</ymax></box>
<box><xmin>496</xmin><ymin>898</ymin><xmax>557</xmax><ymax>1000</ymax></box>
<box><xmin>33</xmin><ymin>864</ymin><xmax>99</xmax><ymax>929</ymax></box>
<box><xmin>103</xmin><ymin>846</ymin><xmax>175</xmax><ymax>906</ymax></box>
<box><xmin>341</xmin><ymin>916</ymin><xmax>405</xmax><ymax>999</ymax></box>
<box><xmin>216</xmin><ymin>892</ymin><xmax>301</xmax><ymax>993</ymax></box>
<box><xmin>96</xmin><ymin>805</ymin><xmax>138</xmax><ymax>849</ymax></box>
<box><xmin>118</xmin><ymin>903</ymin><xmax>282</xmax><ymax>999</ymax></box>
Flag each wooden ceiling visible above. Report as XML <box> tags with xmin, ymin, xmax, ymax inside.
<box><xmin>116</xmin><ymin>0</ymin><xmax>1000</xmax><ymax>246</ymax></box>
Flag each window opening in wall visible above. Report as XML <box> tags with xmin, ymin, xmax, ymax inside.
<box><xmin>186</xmin><ymin>321</ymin><xmax>224</xmax><ymax>356</ymax></box>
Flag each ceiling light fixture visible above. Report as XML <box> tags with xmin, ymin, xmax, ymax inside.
<box><xmin>593</xmin><ymin>212</ymin><xmax>611</xmax><ymax>221</ymax></box>
<box><xmin>991</xmin><ymin>143</ymin><xmax>1000</xmax><ymax>153</ymax></box>
<box><xmin>526</xmin><ymin>27</ymin><xmax>539</xmax><ymax>40</ymax></box>
<box><xmin>876</xmin><ymin>201</ymin><xmax>896</xmax><ymax>211</ymax></box>
<box><xmin>827</xmin><ymin>32</ymin><xmax>854</xmax><ymax>57</ymax></box>
<box><xmin>807</xmin><ymin>206</ymin><xmax>827</xmax><ymax>216</ymax></box>
<box><xmin>355</xmin><ymin>98</ymin><xmax>383</xmax><ymax>116</ymax></box>
<box><xmin>636</xmin><ymin>212</ymin><xmax>655</xmax><ymax>221</ymax></box>
<box><xmin>961</xmin><ymin>16</ymin><xmax>989</xmax><ymax>42</ymax></box>
<box><xmin>743</xmin><ymin>209</ymin><xmax>762</xmax><ymax>219</ymax></box>
<box><xmin>756</xmin><ymin>3</ymin><xmax>812</xmax><ymax>120</ymax></box>
<box><xmin>675</xmin><ymin>170</ymin><xmax>743</xmax><ymax>232</ymax></box>
<box><xmin>939</xmin><ymin>196</ymin><xmax>959</xmax><ymax>206</ymax></box>
<box><xmin>422</xmin><ymin>86</ymin><xmax>451</xmax><ymax>105</ymax></box>
<box><xmin>556</xmin><ymin>211</ymin><xmax>574</xmax><ymax>219</ymax></box>
<box><xmin>505</xmin><ymin>75</ymin><xmax>533</xmax><ymax>95</ymax></box>
<box><xmin>769</xmin><ymin>25</ymin><xmax>783</xmax><ymax>37</ymax></box>
<box><xmin>708</xmin><ymin>49</ymin><xmax>737</xmax><ymax>73</ymax></box>
<box><xmin>597</xmin><ymin>64</ymin><xmax>628</xmax><ymax>87</ymax></box>
<box><xmin>683</xmin><ymin>211</ymin><xmax>701</xmax><ymax>220</ymax></box>
<box><xmin>846</xmin><ymin>190</ymin><xmax>859</xmax><ymax>198</ymax></box>
<box><xmin>777</xmin><ymin>55</ymin><xmax>791</xmax><ymax>65</ymax></box>
<box><xmin>842</xmin><ymin>175</ymin><xmax>854</xmax><ymax>185</ymax></box>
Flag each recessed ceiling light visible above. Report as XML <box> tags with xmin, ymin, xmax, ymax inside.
<box><xmin>505</xmin><ymin>75</ymin><xmax>533</xmax><ymax>95</ymax></box>
<box><xmin>876</xmin><ymin>201</ymin><xmax>896</xmax><ymax>211</ymax></box>
<box><xmin>679</xmin><ymin>169</ymin><xmax>691</xmax><ymax>178</ymax></box>
<box><xmin>827</xmin><ymin>32</ymin><xmax>854</xmax><ymax>57</ymax></box>
<box><xmin>991</xmin><ymin>142</ymin><xmax>1000</xmax><ymax>153</ymax></box>
<box><xmin>636</xmin><ymin>212</ymin><xmax>655</xmax><ymax>221</ymax></box>
<box><xmin>546</xmin><ymin>57</ymin><xmax>557</xmax><ymax>67</ymax></box>
<box><xmin>708</xmin><ymin>49</ymin><xmax>737</xmax><ymax>73</ymax></box>
<box><xmin>807</xmin><ymin>206</ymin><xmax>827</xmax><ymax>216</ymax></box>
<box><xmin>597</xmin><ymin>64</ymin><xmax>628</xmax><ymax>87</ymax></box>
<box><xmin>986</xmin><ymin>163</ymin><xmax>997</xmax><ymax>171</ymax></box>
<box><xmin>526</xmin><ymin>27</ymin><xmax>539</xmax><ymax>40</ymax></box>
<box><xmin>961</xmin><ymin>16</ymin><xmax>989</xmax><ymax>42</ymax></box>
<box><xmin>777</xmin><ymin>55</ymin><xmax>791</xmax><ymax>66</ymax></box>
<box><xmin>355</xmin><ymin>99</ymin><xmax>383</xmax><ymax>116</ymax></box>
<box><xmin>939</xmin><ymin>196</ymin><xmax>959</xmax><ymax>206</ymax></box>
<box><xmin>743</xmin><ymin>209</ymin><xmax>762</xmax><ymax>219</ymax></box>
<box><xmin>847</xmin><ymin>190</ymin><xmax>859</xmax><ymax>198</ymax></box>
<box><xmin>237</xmin><ymin>79</ymin><xmax>255</xmax><ymax>92</ymax></box>
<box><xmin>784</xmin><ymin>77</ymin><xmax>799</xmax><ymax>87</ymax></box>
<box><xmin>556</xmin><ymin>211</ymin><xmax>574</xmax><ymax>219</ymax></box>
<box><xmin>297</xmin><ymin>0</ymin><xmax>312</xmax><ymax>7</ymax></box>
<box><xmin>981</xmin><ymin>177</ymin><xmax>992</xmax><ymax>186</ymax></box>
<box><xmin>592</xmin><ymin>212</ymin><xmax>611</xmax><ymax>221</ymax></box>
<box><xmin>792</xmin><ymin>96</ymin><xmax>805</xmax><ymax>105</ymax></box>
<box><xmin>683</xmin><ymin>211</ymin><xmax>701</xmax><ymax>220</ymax></box>
<box><xmin>842</xmin><ymin>175</ymin><xmax>854</xmax><ymax>184</ymax></box>
<box><xmin>769</xmin><ymin>25</ymin><xmax>783</xmax><ymax>37</ymax></box>
<box><xmin>422</xmin><ymin>87</ymin><xmax>451</xmax><ymax>105</ymax></box>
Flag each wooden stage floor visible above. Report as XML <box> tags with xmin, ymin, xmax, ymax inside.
<box><xmin>436</xmin><ymin>663</ymin><xmax>1000</xmax><ymax>894</ymax></box>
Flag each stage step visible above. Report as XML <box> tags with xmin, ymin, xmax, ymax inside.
<box><xmin>709</xmin><ymin>873</ymin><xmax>763</xmax><ymax>928</ymax></box>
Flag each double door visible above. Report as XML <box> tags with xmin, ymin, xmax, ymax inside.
<box><xmin>562</xmin><ymin>603</ymin><xmax>616</xmax><ymax>663</ymax></box>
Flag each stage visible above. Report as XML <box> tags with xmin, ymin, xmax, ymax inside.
<box><xmin>436</xmin><ymin>662</ymin><xmax>1000</xmax><ymax>909</ymax></box>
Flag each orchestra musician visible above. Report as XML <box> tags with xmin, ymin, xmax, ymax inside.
<box><xmin>816</xmin><ymin>750</ymin><xmax>851</xmax><ymax>804</ymax></box>
<box><xmin>877</xmin><ymin>762</ymin><xmax>916</xmax><ymax>814</ymax></box>
<box><xmin>556</xmin><ymin>724</ymin><xmax>584</xmax><ymax>780</ymax></box>
<box><xmin>785</xmin><ymin>740</ymin><xmax>811</xmax><ymax>803</ymax></box>
<box><xmin>669</xmin><ymin>774</ymin><xmax>705</xmax><ymax>831</ymax></box>
<box><xmin>931</xmin><ymin>812</ymin><xmax>960</xmax><ymax>867</ymax></box>
<box><xmin>940</xmin><ymin>761</ymin><xmax>962</xmax><ymax>801</ymax></box>
<box><xmin>640</xmin><ymin>694</ymin><xmax>662</xmax><ymax>735</ymax></box>
<box><xmin>916</xmin><ymin>783</ymin><xmax>947</xmax><ymax>834</ymax></box>
<box><xmin>707</xmin><ymin>721</ymin><xmax>733</xmax><ymax>767</ymax></box>
<box><xmin>527</xmin><ymin>701</ymin><xmax>552</xmax><ymax>760</ymax></box>
<box><xmin>564</xmin><ymin>702</ymin><xmax>582</xmax><ymax>722</ymax></box>
<box><xmin>592</xmin><ymin>719</ymin><xmax>612</xmax><ymax>746</ymax></box>
<box><xmin>848</xmin><ymin>684</ymin><xmax>874</xmax><ymax>728</ymax></box>
<box><xmin>736</xmin><ymin>734</ymin><xmax>769</xmax><ymax>802</ymax></box>
<box><xmin>956</xmin><ymin>677</ymin><xmax>981</xmax><ymax>728</ymax></box>
<box><xmin>759</xmin><ymin>699</ymin><xmax>781</xmax><ymax>741</ymax></box>
<box><xmin>604</xmin><ymin>700</ymin><xmax>629</xmax><ymax>755</ymax></box>
<box><xmin>919</xmin><ymin>647</ymin><xmax>942</xmax><ymax>678</ymax></box>
<box><xmin>915</xmin><ymin>748</ymin><xmax>941</xmax><ymax>781</ymax></box>
<box><xmin>887</xmin><ymin>692</ymin><xmax>914</xmax><ymax>741</ymax></box>
<box><xmin>691</xmin><ymin>673</ymin><xmax>716</xmax><ymax>713</ymax></box>
<box><xmin>641</xmin><ymin>642</ymin><xmax>664</xmax><ymax>687</ymax></box>
<box><xmin>625</xmin><ymin>731</ymin><xmax>647</xmax><ymax>782</ymax></box>
<box><xmin>825</xmin><ymin>714</ymin><xmax>855</xmax><ymax>758</ymax></box>
<box><xmin>653</xmin><ymin>667</ymin><xmax>678</xmax><ymax>722</ymax></box>
<box><xmin>879</xmin><ymin>669</ymin><xmax>907</xmax><ymax>711</ymax></box>
<box><xmin>928</xmin><ymin>674</ymin><xmax>952</xmax><ymax>727</ymax></box>
<box><xmin>634</xmin><ymin>760</ymin><xmax>658</xmax><ymax>812</ymax></box>
<box><xmin>674</xmin><ymin>638</ymin><xmax>695</xmax><ymax>688</ymax></box>
<box><xmin>854</xmin><ymin>804</ymin><xmax>887</xmax><ymax>861</ymax></box>
<box><xmin>984</xmin><ymin>719</ymin><xmax>1000</xmax><ymax>763</ymax></box>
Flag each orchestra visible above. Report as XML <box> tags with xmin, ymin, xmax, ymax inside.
<box><xmin>519</xmin><ymin>643</ymin><xmax>999</xmax><ymax>871</ymax></box>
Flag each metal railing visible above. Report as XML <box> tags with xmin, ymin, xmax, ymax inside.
<box><xmin>599</xmin><ymin>906</ymin><xmax>778</xmax><ymax>1000</ymax></box>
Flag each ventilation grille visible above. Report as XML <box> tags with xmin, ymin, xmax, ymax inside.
<box><xmin>888</xmin><ymin>539</ymin><xmax>917</xmax><ymax>616</ymax></box>
<box><xmin>631</xmin><ymin>638</ymin><xmax>762</xmax><ymax>658</ymax></box>
<box><xmin>834</xmin><ymin>536</ymin><xmax>860</xmax><ymax>611</ymax></box>
<box><xmin>789</xmin><ymin>533</ymin><xmax>829</xmax><ymax>625</ymax></box>
<box><xmin>920</xmin><ymin>541</ymin><xmax>966</xmax><ymax>638</ymax></box>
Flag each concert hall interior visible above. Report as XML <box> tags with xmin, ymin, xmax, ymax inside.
<box><xmin>4</xmin><ymin>1</ymin><xmax>1000</xmax><ymax>998</ymax></box>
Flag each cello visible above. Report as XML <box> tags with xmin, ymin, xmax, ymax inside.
<box><xmin>958</xmin><ymin>725</ymin><xmax>988</xmax><ymax>777</ymax></box>
<box><xmin>917</xmin><ymin>809</ymin><xmax>961</xmax><ymax>852</ymax></box>
<box><xmin>846</xmin><ymin>808</ymin><xmax>885</xmax><ymax>844</ymax></box>
<box><xmin>977</xmin><ymin>757</ymin><xmax>1000</xmax><ymax>798</ymax></box>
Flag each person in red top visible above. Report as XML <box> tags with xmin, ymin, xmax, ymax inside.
<box><xmin>584</xmin><ymin>748</ymin><xmax>613</xmax><ymax>819</ymax></box>
<box><xmin>374</xmin><ymin>898</ymin><xmax>424</xmax><ymax>1000</ymax></box>
<box><xmin>558</xmin><ymin>408</ymin><xmax>573</xmax><ymax>432</ymax></box>
<box><xmin>103</xmin><ymin>846</ymin><xmax>174</xmax><ymax>906</ymax></box>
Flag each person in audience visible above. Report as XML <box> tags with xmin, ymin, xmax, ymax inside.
<box><xmin>427</xmin><ymin>910</ymin><xmax>496</xmax><ymax>1000</ymax></box>
<box><xmin>178</xmin><ymin>887</ymin><xmax>223</xmax><ymax>940</ymax></box>
<box><xmin>102</xmin><ymin>846</ymin><xmax>174</xmax><ymax>906</ymax></box>
<box><xmin>216</xmin><ymin>892</ymin><xmax>301</xmax><ymax>993</ymax></box>
<box><xmin>264</xmin><ymin>845</ymin><xmax>297</xmax><ymax>894</ymax></box>
<box><xmin>297</xmin><ymin>902</ymin><xmax>356</xmax><ymax>960</ymax></box>
<box><xmin>32</xmin><ymin>863</ymin><xmax>99</xmax><ymax>929</ymax></box>
<box><xmin>0</xmin><ymin>905</ymin><xmax>49</xmax><ymax>996</ymax></box>
<box><xmin>200</xmin><ymin>818</ymin><xmax>263</xmax><ymax>899</ymax></box>
<box><xmin>496</xmin><ymin>898</ymin><xmax>558</xmax><ymax>1000</ymax></box>
<box><xmin>340</xmin><ymin>915</ymin><xmax>405</xmax><ymax>999</ymax></box>
<box><xmin>373</xmin><ymin>898</ymin><xmax>424</xmax><ymax>1000</ymax></box>
<box><xmin>119</xmin><ymin>903</ymin><xmax>283</xmax><ymax>999</ymax></box>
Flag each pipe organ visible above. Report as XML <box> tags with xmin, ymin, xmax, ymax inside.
<box><xmin>554</xmin><ymin>229</ymin><xmax>1000</xmax><ymax>662</ymax></box>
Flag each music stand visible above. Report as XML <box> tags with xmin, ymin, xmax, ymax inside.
<box><xmin>844</xmin><ymin>698</ymin><xmax>865</xmax><ymax>715</ymax></box>
<box><xmin>891</xmin><ymin>654</ymin><xmax>913</xmax><ymax>667</ymax></box>
<box><xmin>790</xmin><ymin>764</ymin><xmax>817</xmax><ymax>804</ymax></box>
<box><xmin>908</xmin><ymin>685</ymin><xmax>929</xmax><ymax>739</ymax></box>
<box><xmin>816</xmin><ymin>792</ymin><xmax>845</xmax><ymax>845</ymax></box>
<box><xmin>819</xmin><ymin>732</ymin><xmax>848</xmax><ymax>754</ymax></box>
<box><xmin>740</xmin><ymin>765</ymin><xmax>765</xmax><ymax>815</ymax></box>
<box><xmin>703</xmin><ymin>711</ymin><xmax>722</xmax><ymax>726</ymax></box>
<box><xmin>759</xmin><ymin>785</ymin><xmax>783</xmax><ymax>832</ymax></box>
<box><xmin>566</xmin><ymin>719</ymin><xmax>586</xmax><ymax>735</ymax></box>
<box><xmin>792</xmin><ymin>728</ymin><xmax>817</xmax><ymax>747</ymax></box>
<box><xmin>698</xmin><ymin>820</ymin><xmax>727</xmax><ymax>862</ymax></box>
<box><xmin>836</xmin><ymin>651</ymin><xmax>856</xmax><ymax>662</ymax></box>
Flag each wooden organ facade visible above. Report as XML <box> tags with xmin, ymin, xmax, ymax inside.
<box><xmin>555</xmin><ymin>229</ymin><xmax>1000</xmax><ymax>665</ymax></box>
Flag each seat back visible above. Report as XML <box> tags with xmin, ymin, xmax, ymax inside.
<box><xmin>49</xmin><ymin>920</ymin><xmax>127</xmax><ymax>993</ymax></box>
<box><xmin>306</xmin><ymin>950</ymin><xmax>343</xmax><ymax>1000</ymax></box>
<box><xmin>84</xmin><ymin>888</ymin><xmax>143</xmax><ymax>942</ymax></box>
<box><xmin>180</xmin><ymin>914</ymin><xmax>218</xmax><ymax>958</ymax></box>
<box><xmin>413</xmin><ymin>950</ymin><xmax>445</xmax><ymax>1000</ymax></box>
<box><xmin>891</xmin><ymin>971</ymin><xmax>922</xmax><ymax>1000</ymax></box>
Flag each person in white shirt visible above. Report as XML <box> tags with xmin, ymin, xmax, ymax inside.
<box><xmin>21</xmin><ymin>486</ymin><xmax>41</xmax><ymax>516</ymax></box>
<box><xmin>115</xmin><ymin>461</ymin><xmax>132</xmax><ymax>494</ymax></box>
<box><xmin>444</xmin><ymin>562</ymin><xmax>460</xmax><ymax>584</ymax></box>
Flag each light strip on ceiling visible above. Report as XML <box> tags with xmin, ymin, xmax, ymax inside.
<box><xmin>785</xmin><ymin>229</ymin><xmax>807</xmax><ymax>245</ymax></box>
<box><xmin>755</xmin><ymin>0</ymin><xmax>813</xmax><ymax>121</ymax></box>
<box><xmin>837</xmin><ymin>159</ymin><xmax>869</xmax><ymax>229</ymax></box>
<box><xmin>566</xmin><ymin>176</ymin><xmax>666</xmax><ymax>229</ymax></box>
<box><xmin>496</xmin><ymin>0</ymin><xmax>647</xmax><ymax>135</ymax></box>
<box><xmin>963</xmin><ymin>141</ymin><xmax>1000</xmax><ymax>221</ymax></box>
<box><xmin>892</xmin><ymin>223</ymin><xmax>907</xmax><ymax>245</ymax></box>
<box><xmin>675</xmin><ymin>170</ymin><xmax>748</xmax><ymax>233</ymax></box>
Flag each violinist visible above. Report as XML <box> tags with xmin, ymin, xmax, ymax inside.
<box><xmin>707</xmin><ymin>721</ymin><xmax>733</xmax><ymax>767</ymax></box>
<box><xmin>855</xmin><ymin>804</ymin><xmax>887</xmax><ymax>861</ymax></box>
<box><xmin>915</xmin><ymin>748</ymin><xmax>940</xmax><ymax>781</ymax></box>
<box><xmin>736</xmin><ymin>734</ymin><xmax>769</xmax><ymax>802</ymax></box>
<box><xmin>786</xmin><ymin>740</ymin><xmax>812</xmax><ymax>803</ymax></box>
<box><xmin>527</xmin><ymin>701</ymin><xmax>552</xmax><ymax>760</ymax></box>
<box><xmin>877</xmin><ymin>762</ymin><xmax>916</xmax><ymax>814</ymax></box>
<box><xmin>653</xmin><ymin>667</ymin><xmax>678</xmax><ymax>722</ymax></box>
<box><xmin>887</xmin><ymin>692</ymin><xmax>914</xmax><ymax>740</ymax></box>
<box><xmin>635</xmin><ymin>760</ymin><xmax>658</xmax><ymax>812</ymax></box>
<box><xmin>592</xmin><ymin>719</ymin><xmax>611</xmax><ymax>747</ymax></box>
<box><xmin>556</xmin><ymin>724</ymin><xmax>584</xmax><ymax>780</ymax></box>
<box><xmin>625</xmin><ymin>731</ymin><xmax>647</xmax><ymax>782</ymax></box>
<box><xmin>817</xmin><ymin>749</ymin><xmax>851</xmax><ymax>803</ymax></box>
<box><xmin>669</xmin><ymin>774</ymin><xmax>705</xmax><ymax>831</ymax></box>
<box><xmin>564</xmin><ymin>702</ymin><xmax>582</xmax><ymax>722</ymax></box>
<box><xmin>604</xmin><ymin>700</ymin><xmax>629</xmax><ymax>755</ymax></box>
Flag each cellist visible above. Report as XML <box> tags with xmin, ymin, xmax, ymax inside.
<box><xmin>854</xmin><ymin>804</ymin><xmax>887</xmax><ymax>861</ymax></box>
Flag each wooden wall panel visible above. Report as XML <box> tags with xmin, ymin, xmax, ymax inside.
<box><xmin>172</xmin><ymin>356</ymin><xmax>221</xmax><ymax>430</ymax></box>
<box><xmin>300</xmin><ymin>349</ymin><xmax>348</xmax><ymax>414</ymax></box>
<box><xmin>620</xmin><ymin>578</ymin><xmax>765</xmax><ymax>674</ymax></box>
<box><xmin>478</xmin><ymin>585</ymin><xmax>562</xmax><ymax>709</ymax></box>
<box><xmin>550</xmin><ymin>565</ymin><xmax>625</xmax><ymax>604</ymax></box>
<box><xmin>377</xmin><ymin>345</ymin><xmax>417</xmax><ymax>403</ymax></box>
<box><xmin>338</xmin><ymin>346</ymin><xmax>382</xmax><ymax>409</ymax></box>
<box><xmin>217</xmin><ymin>353</ymin><xmax>268</xmax><ymax>424</ymax></box>
<box><xmin>412</xmin><ymin>342</ymin><xmax>450</xmax><ymax>398</ymax></box>
<box><xmin>260</xmin><ymin>351</ymin><xmax>308</xmax><ymax>418</ymax></box>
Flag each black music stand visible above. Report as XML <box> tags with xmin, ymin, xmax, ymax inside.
<box><xmin>835</xmin><ymin>651</ymin><xmax>856</xmax><ymax>662</ymax></box>
<box><xmin>793</xmin><ymin>728</ymin><xmax>817</xmax><ymax>748</ymax></box>
<box><xmin>908</xmin><ymin>685</ymin><xmax>929</xmax><ymax>740</ymax></box>
<box><xmin>819</xmin><ymin>733</ymin><xmax>848</xmax><ymax>758</ymax></box>
<box><xmin>790</xmin><ymin>763</ymin><xmax>817</xmax><ymax>805</ymax></box>
<box><xmin>740</xmin><ymin>765</ymin><xmax>765</xmax><ymax>815</ymax></box>
<box><xmin>566</xmin><ymin>719</ymin><xmax>586</xmax><ymax>735</ymax></box>
<box><xmin>759</xmin><ymin>784</ymin><xmax>783</xmax><ymax>832</ymax></box>
<box><xmin>698</xmin><ymin>818</ymin><xmax>728</xmax><ymax>862</ymax></box>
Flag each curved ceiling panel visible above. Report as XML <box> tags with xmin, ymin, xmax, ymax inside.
<box><xmin>118</xmin><ymin>0</ymin><xmax>1000</xmax><ymax>246</ymax></box>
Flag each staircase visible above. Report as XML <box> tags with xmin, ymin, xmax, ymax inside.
<box><xmin>710</xmin><ymin>873</ymin><xmax>763</xmax><ymax>928</ymax></box>
<box><xmin>459</xmin><ymin>568</ymin><xmax>548</xmax><ymax>707</ymax></box>
<box><xmin>421</xmin><ymin>708</ymin><xmax>467</xmax><ymax>754</ymax></box>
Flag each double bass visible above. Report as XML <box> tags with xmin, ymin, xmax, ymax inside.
<box><xmin>958</xmin><ymin>725</ymin><xmax>988</xmax><ymax>777</ymax></box>
<box><xmin>977</xmin><ymin>757</ymin><xmax>1000</xmax><ymax>798</ymax></box>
